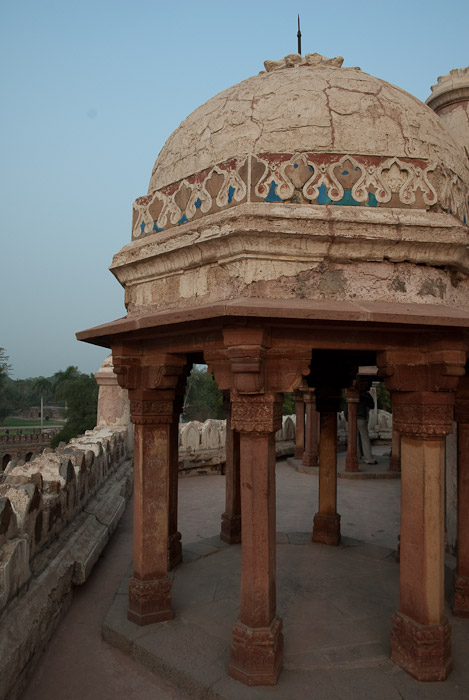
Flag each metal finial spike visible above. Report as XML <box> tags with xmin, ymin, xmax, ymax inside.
<box><xmin>297</xmin><ymin>15</ymin><xmax>302</xmax><ymax>55</ymax></box>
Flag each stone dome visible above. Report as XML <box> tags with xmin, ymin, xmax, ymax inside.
<box><xmin>130</xmin><ymin>54</ymin><xmax>469</xmax><ymax>240</ymax></box>
<box><xmin>149</xmin><ymin>53</ymin><xmax>468</xmax><ymax>195</ymax></box>
<box><xmin>117</xmin><ymin>55</ymin><xmax>469</xmax><ymax>319</ymax></box>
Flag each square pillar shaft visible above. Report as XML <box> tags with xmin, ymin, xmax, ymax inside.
<box><xmin>345</xmin><ymin>388</ymin><xmax>359</xmax><ymax>472</ymax></box>
<box><xmin>454</xmin><ymin>383</ymin><xmax>469</xmax><ymax>616</ymax></box>
<box><xmin>313</xmin><ymin>409</ymin><xmax>340</xmax><ymax>545</ymax></box>
<box><xmin>390</xmin><ymin>390</ymin><xmax>454</xmax><ymax>681</ymax></box>
<box><xmin>294</xmin><ymin>391</ymin><xmax>305</xmax><ymax>459</ymax></box>
<box><xmin>128</xmin><ymin>389</ymin><xmax>176</xmax><ymax>625</ymax></box>
<box><xmin>221</xmin><ymin>399</ymin><xmax>242</xmax><ymax>544</ymax></box>
<box><xmin>229</xmin><ymin>393</ymin><xmax>283</xmax><ymax>686</ymax></box>
<box><xmin>302</xmin><ymin>391</ymin><xmax>319</xmax><ymax>467</ymax></box>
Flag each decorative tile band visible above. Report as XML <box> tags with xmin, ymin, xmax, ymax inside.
<box><xmin>132</xmin><ymin>153</ymin><xmax>468</xmax><ymax>240</ymax></box>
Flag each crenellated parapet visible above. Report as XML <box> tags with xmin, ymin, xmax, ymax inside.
<box><xmin>0</xmin><ymin>425</ymin><xmax>131</xmax><ymax>609</ymax></box>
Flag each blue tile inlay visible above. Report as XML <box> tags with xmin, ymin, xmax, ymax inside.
<box><xmin>228</xmin><ymin>185</ymin><xmax>235</xmax><ymax>204</ymax></box>
<box><xmin>153</xmin><ymin>221</ymin><xmax>164</xmax><ymax>232</ymax></box>
<box><xmin>294</xmin><ymin>163</ymin><xmax>299</xmax><ymax>169</ymax></box>
<box><xmin>317</xmin><ymin>184</ymin><xmax>332</xmax><ymax>205</ymax></box>
<box><xmin>140</xmin><ymin>221</ymin><xmax>145</xmax><ymax>234</ymax></box>
<box><xmin>178</xmin><ymin>214</ymin><xmax>189</xmax><ymax>225</ymax></box>
<box><xmin>367</xmin><ymin>192</ymin><xmax>378</xmax><ymax>207</ymax></box>
<box><xmin>265</xmin><ymin>181</ymin><xmax>282</xmax><ymax>202</ymax></box>
<box><xmin>195</xmin><ymin>197</ymin><xmax>202</xmax><ymax>209</ymax></box>
<box><xmin>334</xmin><ymin>189</ymin><xmax>360</xmax><ymax>206</ymax></box>
<box><xmin>342</xmin><ymin>170</ymin><xmax>349</xmax><ymax>175</ymax></box>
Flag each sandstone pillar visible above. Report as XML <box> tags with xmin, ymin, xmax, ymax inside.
<box><xmin>294</xmin><ymin>390</ymin><xmax>305</xmax><ymax>459</ymax></box>
<box><xmin>302</xmin><ymin>390</ymin><xmax>319</xmax><ymax>468</ymax></box>
<box><xmin>345</xmin><ymin>386</ymin><xmax>359</xmax><ymax>472</ymax></box>
<box><xmin>390</xmin><ymin>390</ymin><xmax>454</xmax><ymax>680</ymax></box>
<box><xmin>220</xmin><ymin>395</ymin><xmax>241</xmax><ymax>544</ymax></box>
<box><xmin>454</xmin><ymin>377</ymin><xmax>469</xmax><ymax>616</ymax></box>
<box><xmin>228</xmin><ymin>392</ymin><xmax>283</xmax><ymax>686</ymax></box>
<box><xmin>312</xmin><ymin>391</ymin><xmax>341</xmax><ymax>545</ymax></box>
<box><xmin>128</xmin><ymin>388</ymin><xmax>177</xmax><ymax>625</ymax></box>
<box><xmin>389</xmin><ymin>428</ymin><xmax>401</xmax><ymax>472</ymax></box>
<box><xmin>168</xmin><ymin>393</ymin><xmax>183</xmax><ymax>570</ymax></box>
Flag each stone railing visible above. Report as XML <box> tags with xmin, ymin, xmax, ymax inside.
<box><xmin>178</xmin><ymin>415</ymin><xmax>296</xmax><ymax>475</ymax></box>
<box><xmin>0</xmin><ymin>430</ymin><xmax>61</xmax><ymax>444</ymax></box>
<box><xmin>0</xmin><ymin>425</ymin><xmax>132</xmax><ymax>700</ymax></box>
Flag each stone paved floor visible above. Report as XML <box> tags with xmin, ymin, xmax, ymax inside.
<box><xmin>19</xmin><ymin>454</ymin><xmax>469</xmax><ymax>699</ymax></box>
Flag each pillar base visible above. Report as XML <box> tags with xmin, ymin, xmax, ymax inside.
<box><xmin>220</xmin><ymin>512</ymin><xmax>242</xmax><ymax>544</ymax></box>
<box><xmin>312</xmin><ymin>512</ymin><xmax>341</xmax><ymax>546</ymax></box>
<box><xmin>302</xmin><ymin>451</ymin><xmax>318</xmax><ymax>467</ymax></box>
<box><xmin>390</xmin><ymin>612</ymin><xmax>452</xmax><ymax>681</ymax></box>
<box><xmin>345</xmin><ymin>456</ymin><xmax>359</xmax><ymax>472</ymax></box>
<box><xmin>168</xmin><ymin>531</ymin><xmax>182</xmax><ymax>570</ymax></box>
<box><xmin>389</xmin><ymin>456</ymin><xmax>401</xmax><ymax>473</ymax></box>
<box><xmin>128</xmin><ymin>576</ymin><xmax>174</xmax><ymax>626</ymax></box>
<box><xmin>454</xmin><ymin>576</ymin><xmax>469</xmax><ymax>617</ymax></box>
<box><xmin>229</xmin><ymin>616</ymin><xmax>283</xmax><ymax>686</ymax></box>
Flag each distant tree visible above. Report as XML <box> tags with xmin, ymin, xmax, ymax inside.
<box><xmin>51</xmin><ymin>372</ymin><xmax>98</xmax><ymax>447</ymax></box>
<box><xmin>52</xmin><ymin>366</ymin><xmax>80</xmax><ymax>403</ymax></box>
<box><xmin>32</xmin><ymin>376</ymin><xmax>53</xmax><ymax>412</ymax></box>
<box><xmin>282</xmin><ymin>392</ymin><xmax>296</xmax><ymax>415</ymax></box>
<box><xmin>183</xmin><ymin>367</ymin><xmax>225</xmax><ymax>422</ymax></box>
<box><xmin>377</xmin><ymin>382</ymin><xmax>392</xmax><ymax>412</ymax></box>
<box><xmin>0</xmin><ymin>348</ymin><xmax>13</xmax><ymax>423</ymax></box>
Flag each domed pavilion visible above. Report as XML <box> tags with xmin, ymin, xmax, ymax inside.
<box><xmin>78</xmin><ymin>54</ymin><xmax>469</xmax><ymax>686</ymax></box>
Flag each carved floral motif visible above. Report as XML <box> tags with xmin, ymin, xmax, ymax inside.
<box><xmin>131</xmin><ymin>152</ymin><xmax>468</xmax><ymax>240</ymax></box>
<box><xmin>231</xmin><ymin>394</ymin><xmax>282</xmax><ymax>434</ymax></box>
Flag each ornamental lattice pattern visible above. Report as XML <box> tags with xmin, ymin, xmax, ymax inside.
<box><xmin>132</xmin><ymin>152</ymin><xmax>468</xmax><ymax>239</ymax></box>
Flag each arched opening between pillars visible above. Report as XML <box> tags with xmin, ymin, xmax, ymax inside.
<box><xmin>2</xmin><ymin>453</ymin><xmax>11</xmax><ymax>470</ymax></box>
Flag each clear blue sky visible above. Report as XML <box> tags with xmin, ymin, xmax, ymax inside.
<box><xmin>1</xmin><ymin>0</ymin><xmax>468</xmax><ymax>379</ymax></box>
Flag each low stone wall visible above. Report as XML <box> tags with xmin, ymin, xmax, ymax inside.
<box><xmin>0</xmin><ymin>426</ymin><xmax>132</xmax><ymax>700</ymax></box>
<box><xmin>337</xmin><ymin>410</ymin><xmax>393</xmax><ymax>446</ymax></box>
<box><xmin>178</xmin><ymin>415</ymin><xmax>296</xmax><ymax>475</ymax></box>
<box><xmin>0</xmin><ymin>429</ymin><xmax>62</xmax><ymax>468</ymax></box>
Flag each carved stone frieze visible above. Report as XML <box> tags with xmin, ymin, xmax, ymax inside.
<box><xmin>390</xmin><ymin>611</ymin><xmax>452</xmax><ymax>681</ymax></box>
<box><xmin>392</xmin><ymin>392</ymin><xmax>454</xmax><ymax>439</ymax></box>
<box><xmin>231</xmin><ymin>393</ymin><xmax>282</xmax><ymax>434</ymax></box>
<box><xmin>131</xmin><ymin>152</ymin><xmax>468</xmax><ymax>241</ymax></box>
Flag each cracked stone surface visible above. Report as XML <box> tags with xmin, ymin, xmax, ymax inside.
<box><xmin>149</xmin><ymin>56</ymin><xmax>468</xmax><ymax>193</ymax></box>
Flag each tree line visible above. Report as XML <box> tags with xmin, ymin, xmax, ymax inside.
<box><xmin>0</xmin><ymin>348</ymin><xmax>98</xmax><ymax>448</ymax></box>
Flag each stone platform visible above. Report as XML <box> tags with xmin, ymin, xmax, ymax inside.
<box><xmin>104</xmin><ymin>534</ymin><xmax>469</xmax><ymax>700</ymax></box>
<box><xmin>290</xmin><ymin>445</ymin><xmax>400</xmax><ymax>479</ymax></box>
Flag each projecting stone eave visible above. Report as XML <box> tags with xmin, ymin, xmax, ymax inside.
<box><xmin>76</xmin><ymin>297</ymin><xmax>469</xmax><ymax>350</ymax></box>
<box><xmin>109</xmin><ymin>201</ymin><xmax>469</xmax><ymax>286</ymax></box>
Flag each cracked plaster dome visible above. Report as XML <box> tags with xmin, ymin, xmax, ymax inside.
<box><xmin>148</xmin><ymin>53</ymin><xmax>469</xmax><ymax>202</ymax></box>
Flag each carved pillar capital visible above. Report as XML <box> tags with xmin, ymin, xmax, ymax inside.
<box><xmin>377</xmin><ymin>347</ymin><xmax>466</xmax><ymax>393</ymax></box>
<box><xmin>392</xmin><ymin>391</ymin><xmax>454</xmax><ymax>439</ymax></box>
<box><xmin>128</xmin><ymin>389</ymin><xmax>177</xmax><ymax>425</ymax></box>
<box><xmin>231</xmin><ymin>392</ymin><xmax>283</xmax><ymax>434</ymax></box>
<box><xmin>112</xmin><ymin>351</ymin><xmax>186</xmax><ymax>391</ymax></box>
<box><xmin>345</xmin><ymin>386</ymin><xmax>359</xmax><ymax>403</ymax></box>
